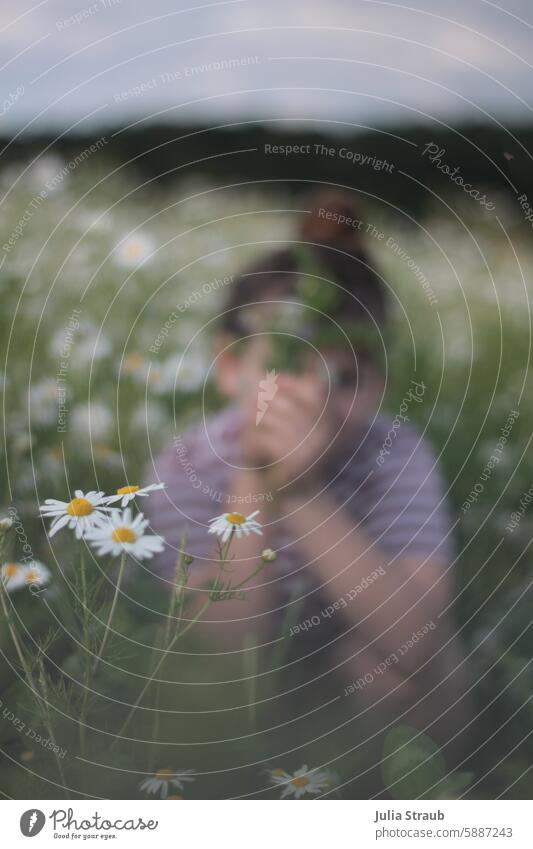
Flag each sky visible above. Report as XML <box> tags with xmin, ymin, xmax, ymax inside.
<box><xmin>1</xmin><ymin>0</ymin><xmax>532</xmax><ymax>135</ymax></box>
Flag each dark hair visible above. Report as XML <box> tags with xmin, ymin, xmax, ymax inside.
<box><xmin>219</xmin><ymin>190</ymin><xmax>388</xmax><ymax>357</ymax></box>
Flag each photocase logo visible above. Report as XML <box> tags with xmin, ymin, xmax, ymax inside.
<box><xmin>256</xmin><ymin>369</ymin><xmax>278</xmax><ymax>425</ymax></box>
<box><xmin>20</xmin><ymin>809</ymin><xmax>46</xmax><ymax>837</ymax></box>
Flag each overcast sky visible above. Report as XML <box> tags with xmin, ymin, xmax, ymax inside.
<box><xmin>1</xmin><ymin>0</ymin><xmax>532</xmax><ymax>135</ymax></box>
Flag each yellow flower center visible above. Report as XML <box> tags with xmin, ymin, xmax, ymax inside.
<box><xmin>25</xmin><ymin>570</ymin><xmax>38</xmax><ymax>583</ymax></box>
<box><xmin>226</xmin><ymin>512</ymin><xmax>246</xmax><ymax>525</ymax></box>
<box><xmin>95</xmin><ymin>444</ymin><xmax>113</xmax><ymax>459</ymax></box>
<box><xmin>67</xmin><ymin>497</ymin><xmax>93</xmax><ymax>517</ymax></box>
<box><xmin>126</xmin><ymin>242</ymin><xmax>143</xmax><ymax>258</ymax></box>
<box><xmin>112</xmin><ymin>527</ymin><xmax>137</xmax><ymax>544</ymax></box>
<box><xmin>3</xmin><ymin>563</ymin><xmax>19</xmax><ymax>578</ymax></box>
<box><xmin>271</xmin><ymin>768</ymin><xmax>285</xmax><ymax>777</ymax></box>
<box><xmin>291</xmin><ymin>776</ymin><xmax>310</xmax><ymax>788</ymax></box>
<box><xmin>155</xmin><ymin>769</ymin><xmax>174</xmax><ymax>780</ymax></box>
<box><xmin>117</xmin><ymin>485</ymin><xmax>140</xmax><ymax>495</ymax></box>
<box><xmin>166</xmin><ymin>795</ymin><xmax>183</xmax><ymax>800</ymax></box>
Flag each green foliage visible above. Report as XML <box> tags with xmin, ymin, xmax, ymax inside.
<box><xmin>382</xmin><ymin>726</ymin><xmax>446</xmax><ymax>799</ymax></box>
<box><xmin>382</xmin><ymin>726</ymin><xmax>474</xmax><ymax>800</ymax></box>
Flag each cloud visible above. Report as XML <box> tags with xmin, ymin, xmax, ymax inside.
<box><xmin>1</xmin><ymin>0</ymin><xmax>531</xmax><ymax>133</ymax></box>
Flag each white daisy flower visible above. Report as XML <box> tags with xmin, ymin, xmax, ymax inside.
<box><xmin>139</xmin><ymin>768</ymin><xmax>195</xmax><ymax>799</ymax></box>
<box><xmin>27</xmin><ymin>154</ymin><xmax>66</xmax><ymax>192</ymax></box>
<box><xmin>39</xmin><ymin>490</ymin><xmax>114</xmax><ymax>539</ymax></box>
<box><xmin>70</xmin><ymin>401</ymin><xmax>114</xmax><ymax>442</ymax></box>
<box><xmin>106</xmin><ymin>482</ymin><xmax>166</xmax><ymax>508</ymax></box>
<box><xmin>114</xmin><ymin>233</ymin><xmax>154</xmax><ymax>269</ymax></box>
<box><xmin>85</xmin><ymin>508</ymin><xmax>164</xmax><ymax>560</ymax></box>
<box><xmin>76</xmin><ymin>209</ymin><xmax>114</xmax><ymax>234</ymax></box>
<box><xmin>93</xmin><ymin>444</ymin><xmax>122</xmax><ymax>467</ymax></box>
<box><xmin>2</xmin><ymin>561</ymin><xmax>50</xmax><ymax>593</ymax></box>
<box><xmin>2</xmin><ymin>562</ymin><xmax>28</xmax><ymax>592</ymax></box>
<box><xmin>121</xmin><ymin>352</ymin><xmax>147</xmax><ymax>378</ymax></box>
<box><xmin>208</xmin><ymin>510</ymin><xmax>262</xmax><ymax>543</ymax></box>
<box><xmin>74</xmin><ymin>326</ymin><xmax>112</xmax><ymax>365</ymax></box>
<box><xmin>131</xmin><ymin>400</ymin><xmax>167</xmax><ymax>435</ymax></box>
<box><xmin>29</xmin><ymin>378</ymin><xmax>60</xmax><ymax>427</ymax></box>
<box><xmin>175</xmin><ymin>353</ymin><xmax>208</xmax><ymax>393</ymax></box>
<box><xmin>147</xmin><ymin>358</ymin><xmax>177</xmax><ymax>395</ymax></box>
<box><xmin>147</xmin><ymin>354</ymin><xmax>208</xmax><ymax>396</ymax></box>
<box><xmin>267</xmin><ymin>764</ymin><xmax>336</xmax><ymax>799</ymax></box>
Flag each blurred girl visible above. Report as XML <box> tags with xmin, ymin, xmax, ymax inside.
<box><xmin>146</xmin><ymin>189</ymin><xmax>471</xmax><ymax>779</ymax></box>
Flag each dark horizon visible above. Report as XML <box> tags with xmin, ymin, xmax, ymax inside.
<box><xmin>2</xmin><ymin>119</ymin><xmax>532</xmax><ymax>216</ymax></box>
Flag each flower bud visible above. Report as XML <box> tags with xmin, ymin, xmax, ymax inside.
<box><xmin>261</xmin><ymin>548</ymin><xmax>276</xmax><ymax>563</ymax></box>
<box><xmin>0</xmin><ymin>517</ymin><xmax>13</xmax><ymax>535</ymax></box>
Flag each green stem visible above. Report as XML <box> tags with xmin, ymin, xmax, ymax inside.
<box><xmin>93</xmin><ymin>552</ymin><xmax>126</xmax><ymax>673</ymax></box>
<box><xmin>243</xmin><ymin>634</ymin><xmax>258</xmax><ymax>731</ymax></box>
<box><xmin>113</xmin><ymin>594</ymin><xmax>214</xmax><ymax>747</ymax></box>
<box><xmin>165</xmin><ymin>533</ymin><xmax>188</xmax><ymax>644</ymax></box>
<box><xmin>0</xmin><ymin>579</ymin><xmax>37</xmax><ymax>692</ymax></box>
<box><xmin>217</xmin><ymin>534</ymin><xmax>234</xmax><ymax>568</ymax></box>
<box><xmin>79</xmin><ymin>546</ymin><xmax>89</xmax><ymax>649</ymax></box>
<box><xmin>231</xmin><ymin>561</ymin><xmax>266</xmax><ymax>593</ymax></box>
<box><xmin>79</xmin><ymin>690</ymin><xmax>89</xmax><ymax>759</ymax></box>
<box><xmin>37</xmin><ymin>657</ymin><xmax>68</xmax><ymax>797</ymax></box>
<box><xmin>150</xmin><ymin>540</ymin><xmax>188</xmax><ymax>769</ymax></box>
<box><xmin>0</xmin><ymin>578</ymin><xmax>68</xmax><ymax>797</ymax></box>
<box><xmin>112</xmin><ymin>532</ymin><xmax>251</xmax><ymax>749</ymax></box>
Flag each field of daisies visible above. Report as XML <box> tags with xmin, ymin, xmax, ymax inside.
<box><xmin>1</xmin><ymin>151</ymin><xmax>533</xmax><ymax>799</ymax></box>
